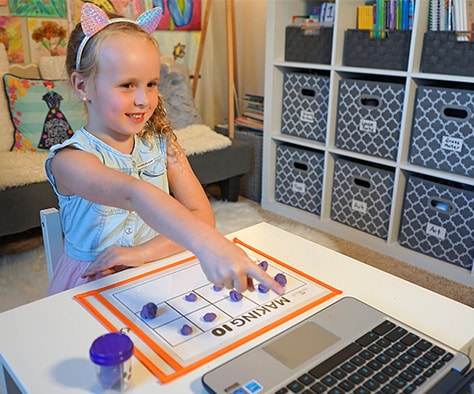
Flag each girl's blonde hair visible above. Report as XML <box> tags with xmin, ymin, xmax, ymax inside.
<box><xmin>66</xmin><ymin>18</ymin><xmax>177</xmax><ymax>150</ymax></box>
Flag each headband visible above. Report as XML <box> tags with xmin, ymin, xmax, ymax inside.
<box><xmin>75</xmin><ymin>3</ymin><xmax>163</xmax><ymax>70</ymax></box>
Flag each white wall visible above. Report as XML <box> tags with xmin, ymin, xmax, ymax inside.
<box><xmin>194</xmin><ymin>0</ymin><xmax>267</xmax><ymax>127</ymax></box>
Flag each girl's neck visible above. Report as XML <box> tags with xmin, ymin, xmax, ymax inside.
<box><xmin>84</xmin><ymin>127</ymin><xmax>135</xmax><ymax>154</ymax></box>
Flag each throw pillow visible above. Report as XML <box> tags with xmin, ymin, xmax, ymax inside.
<box><xmin>3</xmin><ymin>74</ymin><xmax>84</xmax><ymax>152</ymax></box>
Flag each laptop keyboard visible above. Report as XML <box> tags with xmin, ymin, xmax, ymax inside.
<box><xmin>275</xmin><ymin>320</ymin><xmax>454</xmax><ymax>394</ymax></box>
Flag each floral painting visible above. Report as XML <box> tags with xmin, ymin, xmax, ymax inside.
<box><xmin>0</xmin><ymin>16</ymin><xmax>24</xmax><ymax>63</ymax></box>
<box><xmin>27</xmin><ymin>18</ymin><xmax>68</xmax><ymax>63</ymax></box>
<box><xmin>8</xmin><ymin>0</ymin><xmax>67</xmax><ymax>18</ymax></box>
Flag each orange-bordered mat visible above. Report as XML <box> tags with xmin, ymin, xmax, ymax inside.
<box><xmin>75</xmin><ymin>238</ymin><xmax>342</xmax><ymax>384</ymax></box>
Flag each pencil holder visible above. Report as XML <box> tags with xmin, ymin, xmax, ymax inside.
<box><xmin>343</xmin><ymin>29</ymin><xmax>411</xmax><ymax>71</ymax></box>
<box><xmin>90</xmin><ymin>332</ymin><xmax>134</xmax><ymax>393</ymax></box>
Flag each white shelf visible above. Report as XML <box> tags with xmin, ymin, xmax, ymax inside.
<box><xmin>262</xmin><ymin>0</ymin><xmax>474</xmax><ymax>287</ymax></box>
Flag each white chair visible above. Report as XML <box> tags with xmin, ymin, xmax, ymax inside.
<box><xmin>40</xmin><ymin>208</ymin><xmax>63</xmax><ymax>280</ymax></box>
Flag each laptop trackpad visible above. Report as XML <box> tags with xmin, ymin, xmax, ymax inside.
<box><xmin>262</xmin><ymin>321</ymin><xmax>340</xmax><ymax>369</ymax></box>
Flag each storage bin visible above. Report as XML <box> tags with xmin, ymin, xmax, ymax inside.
<box><xmin>420</xmin><ymin>31</ymin><xmax>474</xmax><ymax>76</ymax></box>
<box><xmin>409</xmin><ymin>86</ymin><xmax>474</xmax><ymax>177</ymax></box>
<box><xmin>235</xmin><ymin>129</ymin><xmax>262</xmax><ymax>202</ymax></box>
<box><xmin>335</xmin><ymin>78</ymin><xmax>404</xmax><ymax>160</ymax></box>
<box><xmin>399</xmin><ymin>175</ymin><xmax>474</xmax><ymax>271</ymax></box>
<box><xmin>275</xmin><ymin>144</ymin><xmax>324</xmax><ymax>215</ymax></box>
<box><xmin>343</xmin><ymin>29</ymin><xmax>411</xmax><ymax>71</ymax></box>
<box><xmin>281</xmin><ymin>71</ymin><xmax>329</xmax><ymax>142</ymax></box>
<box><xmin>331</xmin><ymin>157</ymin><xmax>395</xmax><ymax>239</ymax></box>
<box><xmin>285</xmin><ymin>25</ymin><xmax>333</xmax><ymax>64</ymax></box>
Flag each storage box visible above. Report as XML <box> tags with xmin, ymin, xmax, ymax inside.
<box><xmin>399</xmin><ymin>175</ymin><xmax>474</xmax><ymax>270</ymax></box>
<box><xmin>281</xmin><ymin>71</ymin><xmax>330</xmax><ymax>142</ymax></box>
<box><xmin>235</xmin><ymin>129</ymin><xmax>262</xmax><ymax>202</ymax></box>
<box><xmin>275</xmin><ymin>144</ymin><xmax>324</xmax><ymax>215</ymax></box>
<box><xmin>410</xmin><ymin>86</ymin><xmax>474</xmax><ymax>177</ymax></box>
<box><xmin>335</xmin><ymin>78</ymin><xmax>405</xmax><ymax>160</ymax></box>
<box><xmin>331</xmin><ymin>158</ymin><xmax>395</xmax><ymax>239</ymax></box>
<box><xmin>343</xmin><ymin>29</ymin><xmax>411</xmax><ymax>71</ymax></box>
<box><xmin>420</xmin><ymin>31</ymin><xmax>474</xmax><ymax>76</ymax></box>
<box><xmin>285</xmin><ymin>25</ymin><xmax>333</xmax><ymax>64</ymax></box>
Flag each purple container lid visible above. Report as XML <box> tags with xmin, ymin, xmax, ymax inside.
<box><xmin>90</xmin><ymin>332</ymin><xmax>134</xmax><ymax>366</ymax></box>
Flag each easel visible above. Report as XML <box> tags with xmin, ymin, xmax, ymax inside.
<box><xmin>192</xmin><ymin>0</ymin><xmax>237</xmax><ymax>139</ymax></box>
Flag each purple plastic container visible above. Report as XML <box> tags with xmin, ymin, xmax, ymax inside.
<box><xmin>90</xmin><ymin>332</ymin><xmax>134</xmax><ymax>392</ymax></box>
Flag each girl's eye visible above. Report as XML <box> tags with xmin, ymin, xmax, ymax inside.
<box><xmin>122</xmin><ymin>83</ymin><xmax>133</xmax><ymax>89</ymax></box>
<box><xmin>148</xmin><ymin>81</ymin><xmax>158</xmax><ymax>88</ymax></box>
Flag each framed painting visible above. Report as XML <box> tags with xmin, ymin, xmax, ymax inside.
<box><xmin>8</xmin><ymin>0</ymin><xmax>67</xmax><ymax>18</ymax></box>
<box><xmin>0</xmin><ymin>16</ymin><xmax>24</xmax><ymax>63</ymax></box>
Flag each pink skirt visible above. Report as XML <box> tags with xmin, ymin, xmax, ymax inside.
<box><xmin>47</xmin><ymin>254</ymin><xmax>104</xmax><ymax>295</ymax></box>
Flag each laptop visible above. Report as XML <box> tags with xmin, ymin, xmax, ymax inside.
<box><xmin>202</xmin><ymin>297</ymin><xmax>472</xmax><ymax>394</ymax></box>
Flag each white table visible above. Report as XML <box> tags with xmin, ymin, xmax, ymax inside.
<box><xmin>1</xmin><ymin>223</ymin><xmax>473</xmax><ymax>393</ymax></box>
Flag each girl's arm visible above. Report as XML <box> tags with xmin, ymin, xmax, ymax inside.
<box><xmin>52</xmin><ymin>148</ymin><xmax>283</xmax><ymax>295</ymax></box>
<box><xmin>82</xmin><ymin>142</ymin><xmax>215</xmax><ymax>274</ymax></box>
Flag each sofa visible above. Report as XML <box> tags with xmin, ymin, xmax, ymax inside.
<box><xmin>0</xmin><ymin>45</ymin><xmax>250</xmax><ymax>237</ymax></box>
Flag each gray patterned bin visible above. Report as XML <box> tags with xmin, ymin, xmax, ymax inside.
<box><xmin>399</xmin><ymin>175</ymin><xmax>474</xmax><ymax>271</ymax></box>
<box><xmin>335</xmin><ymin>79</ymin><xmax>404</xmax><ymax>160</ymax></box>
<box><xmin>275</xmin><ymin>144</ymin><xmax>324</xmax><ymax>215</ymax></box>
<box><xmin>409</xmin><ymin>86</ymin><xmax>474</xmax><ymax>177</ymax></box>
<box><xmin>281</xmin><ymin>72</ymin><xmax>330</xmax><ymax>142</ymax></box>
<box><xmin>331</xmin><ymin>158</ymin><xmax>395</xmax><ymax>239</ymax></box>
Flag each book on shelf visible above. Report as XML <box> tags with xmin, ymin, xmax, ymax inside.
<box><xmin>237</xmin><ymin>93</ymin><xmax>264</xmax><ymax>131</ymax></box>
<box><xmin>235</xmin><ymin>116</ymin><xmax>263</xmax><ymax>132</ymax></box>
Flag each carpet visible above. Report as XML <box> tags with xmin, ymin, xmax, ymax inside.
<box><xmin>0</xmin><ymin>197</ymin><xmax>472</xmax><ymax>314</ymax></box>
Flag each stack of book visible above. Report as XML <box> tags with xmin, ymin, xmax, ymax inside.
<box><xmin>236</xmin><ymin>94</ymin><xmax>264</xmax><ymax>132</ymax></box>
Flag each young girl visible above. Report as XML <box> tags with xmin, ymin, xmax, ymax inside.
<box><xmin>45</xmin><ymin>3</ymin><xmax>283</xmax><ymax>296</ymax></box>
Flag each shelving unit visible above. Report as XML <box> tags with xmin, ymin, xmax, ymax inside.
<box><xmin>262</xmin><ymin>0</ymin><xmax>474</xmax><ymax>287</ymax></box>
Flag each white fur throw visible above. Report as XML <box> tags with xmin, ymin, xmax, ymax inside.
<box><xmin>175</xmin><ymin>124</ymin><xmax>231</xmax><ymax>156</ymax></box>
<box><xmin>0</xmin><ymin>152</ymin><xmax>49</xmax><ymax>191</ymax></box>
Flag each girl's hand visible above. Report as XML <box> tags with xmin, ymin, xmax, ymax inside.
<box><xmin>81</xmin><ymin>246</ymin><xmax>143</xmax><ymax>278</ymax></box>
<box><xmin>196</xmin><ymin>236</ymin><xmax>285</xmax><ymax>296</ymax></box>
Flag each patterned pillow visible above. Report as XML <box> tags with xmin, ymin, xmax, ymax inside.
<box><xmin>3</xmin><ymin>74</ymin><xmax>84</xmax><ymax>152</ymax></box>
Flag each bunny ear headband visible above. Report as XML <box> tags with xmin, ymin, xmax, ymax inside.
<box><xmin>75</xmin><ymin>3</ymin><xmax>163</xmax><ymax>70</ymax></box>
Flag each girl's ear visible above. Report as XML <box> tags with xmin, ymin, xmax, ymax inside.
<box><xmin>71</xmin><ymin>71</ymin><xmax>87</xmax><ymax>100</ymax></box>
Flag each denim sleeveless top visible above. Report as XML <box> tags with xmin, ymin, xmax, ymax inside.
<box><xmin>45</xmin><ymin>127</ymin><xmax>169</xmax><ymax>262</ymax></box>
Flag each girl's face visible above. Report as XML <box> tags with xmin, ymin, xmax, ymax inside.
<box><xmin>84</xmin><ymin>33</ymin><xmax>160</xmax><ymax>149</ymax></box>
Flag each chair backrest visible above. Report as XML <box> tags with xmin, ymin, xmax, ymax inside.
<box><xmin>40</xmin><ymin>208</ymin><xmax>64</xmax><ymax>280</ymax></box>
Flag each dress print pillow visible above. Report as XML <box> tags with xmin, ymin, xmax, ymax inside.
<box><xmin>3</xmin><ymin>74</ymin><xmax>84</xmax><ymax>152</ymax></box>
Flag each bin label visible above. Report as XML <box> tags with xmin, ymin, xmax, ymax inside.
<box><xmin>441</xmin><ymin>136</ymin><xmax>463</xmax><ymax>152</ymax></box>
<box><xmin>351</xmin><ymin>199</ymin><xmax>367</xmax><ymax>214</ymax></box>
<box><xmin>300</xmin><ymin>110</ymin><xmax>314</xmax><ymax>123</ymax></box>
<box><xmin>292</xmin><ymin>181</ymin><xmax>306</xmax><ymax>193</ymax></box>
<box><xmin>426</xmin><ymin>222</ymin><xmax>446</xmax><ymax>240</ymax></box>
<box><xmin>359</xmin><ymin>119</ymin><xmax>377</xmax><ymax>134</ymax></box>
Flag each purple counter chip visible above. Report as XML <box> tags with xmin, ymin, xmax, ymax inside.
<box><xmin>229</xmin><ymin>290</ymin><xmax>243</xmax><ymax>302</ymax></box>
<box><xmin>212</xmin><ymin>284</ymin><xmax>223</xmax><ymax>292</ymax></box>
<box><xmin>203</xmin><ymin>312</ymin><xmax>217</xmax><ymax>322</ymax></box>
<box><xmin>140</xmin><ymin>302</ymin><xmax>157</xmax><ymax>319</ymax></box>
<box><xmin>258</xmin><ymin>260</ymin><xmax>268</xmax><ymax>271</ymax></box>
<box><xmin>274</xmin><ymin>273</ymin><xmax>287</xmax><ymax>287</ymax></box>
<box><xmin>258</xmin><ymin>283</ymin><xmax>270</xmax><ymax>293</ymax></box>
<box><xmin>180</xmin><ymin>324</ymin><xmax>193</xmax><ymax>336</ymax></box>
<box><xmin>185</xmin><ymin>292</ymin><xmax>197</xmax><ymax>302</ymax></box>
